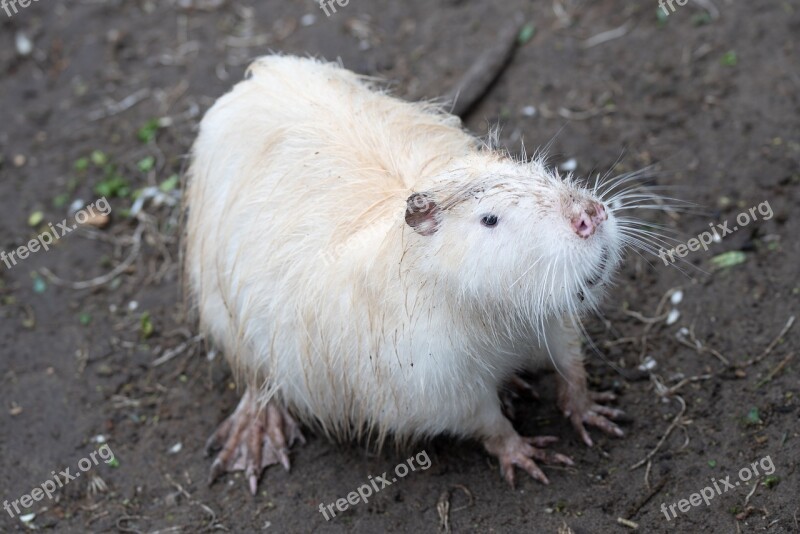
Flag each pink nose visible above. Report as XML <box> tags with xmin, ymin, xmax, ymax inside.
<box><xmin>571</xmin><ymin>201</ymin><xmax>607</xmax><ymax>239</ymax></box>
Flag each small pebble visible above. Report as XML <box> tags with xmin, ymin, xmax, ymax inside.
<box><xmin>15</xmin><ymin>32</ymin><xmax>33</xmax><ymax>56</ymax></box>
<box><xmin>670</xmin><ymin>290</ymin><xmax>683</xmax><ymax>305</ymax></box>
<box><xmin>68</xmin><ymin>199</ymin><xmax>85</xmax><ymax>216</ymax></box>
<box><xmin>559</xmin><ymin>158</ymin><xmax>577</xmax><ymax>172</ymax></box>
<box><xmin>33</xmin><ymin>278</ymin><xmax>47</xmax><ymax>294</ymax></box>
<box><xmin>300</xmin><ymin>13</ymin><xmax>316</xmax><ymax>26</ymax></box>
<box><xmin>638</xmin><ymin>356</ymin><xmax>657</xmax><ymax>372</ymax></box>
<box><xmin>168</xmin><ymin>442</ymin><xmax>183</xmax><ymax>454</ymax></box>
<box><xmin>666</xmin><ymin>308</ymin><xmax>680</xmax><ymax>325</ymax></box>
<box><xmin>521</xmin><ymin>105</ymin><xmax>537</xmax><ymax>117</ymax></box>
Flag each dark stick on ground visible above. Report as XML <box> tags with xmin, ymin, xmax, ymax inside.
<box><xmin>625</xmin><ymin>476</ymin><xmax>668</xmax><ymax>519</ymax></box>
<box><xmin>445</xmin><ymin>21</ymin><xmax>523</xmax><ymax>119</ymax></box>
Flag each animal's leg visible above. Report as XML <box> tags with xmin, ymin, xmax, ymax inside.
<box><xmin>549</xmin><ymin>319</ymin><xmax>625</xmax><ymax>446</ymax></box>
<box><xmin>206</xmin><ymin>388</ymin><xmax>305</xmax><ymax>494</ymax></box>
<box><xmin>499</xmin><ymin>374</ymin><xmax>540</xmax><ymax>420</ymax></box>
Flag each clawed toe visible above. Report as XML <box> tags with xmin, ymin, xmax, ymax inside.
<box><xmin>486</xmin><ymin>434</ymin><xmax>573</xmax><ymax>488</ymax></box>
<box><xmin>526</xmin><ymin>435</ymin><xmax>558</xmax><ymax>448</ymax></box>
<box><xmin>590</xmin><ymin>391</ymin><xmax>617</xmax><ymax>402</ymax></box>
<box><xmin>508</xmin><ymin>375</ymin><xmax>541</xmax><ymax>400</ymax></box>
<box><xmin>593</xmin><ymin>403</ymin><xmax>624</xmax><ymax>418</ymax></box>
<box><xmin>569</xmin><ymin>405</ymin><xmax>625</xmax><ymax>447</ymax></box>
<box><xmin>559</xmin><ymin>384</ymin><xmax>626</xmax><ymax>447</ymax></box>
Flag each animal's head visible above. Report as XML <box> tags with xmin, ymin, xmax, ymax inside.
<box><xmin>403</xmin><ymin>152</ymin><xmax>642</xmax><ymax>322</ymax></box>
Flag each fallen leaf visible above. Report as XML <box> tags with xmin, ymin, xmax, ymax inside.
<box><xmin>710</xmin><ymin>250</ymin><xmax>746</xmax><ymax>269</ymax></box>
<box><xmin>28</xmin><ymin>211</ymin><xmax>44</xmax><ymax>227</ymax></box>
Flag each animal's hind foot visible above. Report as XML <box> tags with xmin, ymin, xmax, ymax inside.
<box><xmin>206</xmin><ymin>389</ymin><xmax>305</xmax><ymax>495</ymax></box>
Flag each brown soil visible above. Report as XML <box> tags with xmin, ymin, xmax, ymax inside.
<box><xmin>1</xmin><ymin>1</ymin><xmax>798</xmax><ymax>533</ymax></box>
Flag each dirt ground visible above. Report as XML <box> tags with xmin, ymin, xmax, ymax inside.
<box><xmin>1</xmin><ymin>0</ymin><xmax>798</xmax><ymax>533</ymax></box>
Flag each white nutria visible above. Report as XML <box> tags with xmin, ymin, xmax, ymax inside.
<box><xmin>184</xmin><ymin>55</ymin><xmax>647</xmax><ymax>493</ymax></box>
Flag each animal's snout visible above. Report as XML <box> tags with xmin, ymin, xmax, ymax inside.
<box><xmin>570</xmin><ymin>201</ymin><xmax>607</xmax><ymax>239</ymax></box>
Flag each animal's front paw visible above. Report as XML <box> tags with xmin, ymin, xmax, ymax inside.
<box><xmin>483</xmin><ymin>434</ymin><xmax>573</xmax><ymax>488</ymax></box>
<box><xmin>558</xmin><ymin>388</ymin><xmax>625</xmax><ymax>447</ymax></box>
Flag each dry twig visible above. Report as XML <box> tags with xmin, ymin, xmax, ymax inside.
<box><xmin>625</xmin><ymin>476</ymin><xmax>668</xmax><ymax>519</ymax></box>
<box><xmin>88</xmin><ymin>88</ymin><xmax>151</xmax><ymax>122</ymax></box>
<box><xmin>151</xmin><ymin>335</ymin><xmax>204</xmax><ymax>367</ymax></box>
<box><xmin>583</xmin><ymin>22</ymin><xmax>632</xmax><ymax>49</ymax></box>
<box><xmin>755</xmin><ymin>352</ymin><xmax>795</xmax><ymax>388</ymax></box>
<box><xmin>164</xmin><ymin>474</ymin><xmax>225</xmax><ymax>531</ymax></box>
<box><xmin>737</xmin><ymin>315</ymin><xmax>795</xmax><ymax>368</ymax></box>
<box><xmin>436</xmin><ymin>485</ymin><xmax>473</xmax><ymax>533</ymax></box>
<box><xmin>41</xmin><ymin>224</ymin><xmax>145</xmax><ymax>290</ymax></box>
<box><xmin>446</xmin><ymin>20</ymin><xmax>523</xmax><ymax>118</ymax></box>
<box><xmin>743</xmin><ymin>480</ymin><xmax>759</xmax><ymax>507</ymax></box>
<box><xmin>675</xmin><ymin>323</ymin><xmax>730</xmax><ymax>365</ymax></box>
<box><xmin>631</xmin><ymin>395</ymin><xmax>687</xmax><ymax>470</ymax></box>
<box><xmin>616</xmin><ymin>517</ymin><xmax>639</xmax><ymax>529</ymax></box>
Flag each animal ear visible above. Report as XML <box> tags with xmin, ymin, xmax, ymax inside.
<box><xmin>405</xmin><ymin>192</ymin><xmax>440</xmax><ymax>236</ymax></box>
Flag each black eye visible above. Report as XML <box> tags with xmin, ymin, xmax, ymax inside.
<box><xmin>480</xmin><ymin>214</ymin><xmax>498</xmax><ymax>227</ymax></box>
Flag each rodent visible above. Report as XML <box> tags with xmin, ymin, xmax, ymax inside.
<box><xmin>184</xmin><ymin>55</ymin><xmax>629</xmax><ymax>493</ymax></box>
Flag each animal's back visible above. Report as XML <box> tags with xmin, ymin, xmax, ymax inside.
<box><xmin>184</xmin><ymin>56</ymin><xmax>475</xmax><ymax>397</ymax></box>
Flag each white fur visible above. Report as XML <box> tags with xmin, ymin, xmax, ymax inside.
<box><xmin>184</xmin><ymin>56</ymin><xmax>625</xmax><ymax>446</ymax></box>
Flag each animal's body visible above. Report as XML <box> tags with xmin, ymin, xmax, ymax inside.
<box><xmin>184</xmin><ymin>55</ymin><xmax>629</xmax><ymax>492</ymax></box>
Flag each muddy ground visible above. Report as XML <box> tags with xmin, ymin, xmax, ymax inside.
<box><xmin>1</xmin><ymin>0</ymin><xmax>798</xmax><ymax>533</ymax></box>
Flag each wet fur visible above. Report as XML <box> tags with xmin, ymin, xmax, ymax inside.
<box><xmin>184</xmin><ymin>56</ymin><xmax>638</xmax><ymax>449</ymax></box>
